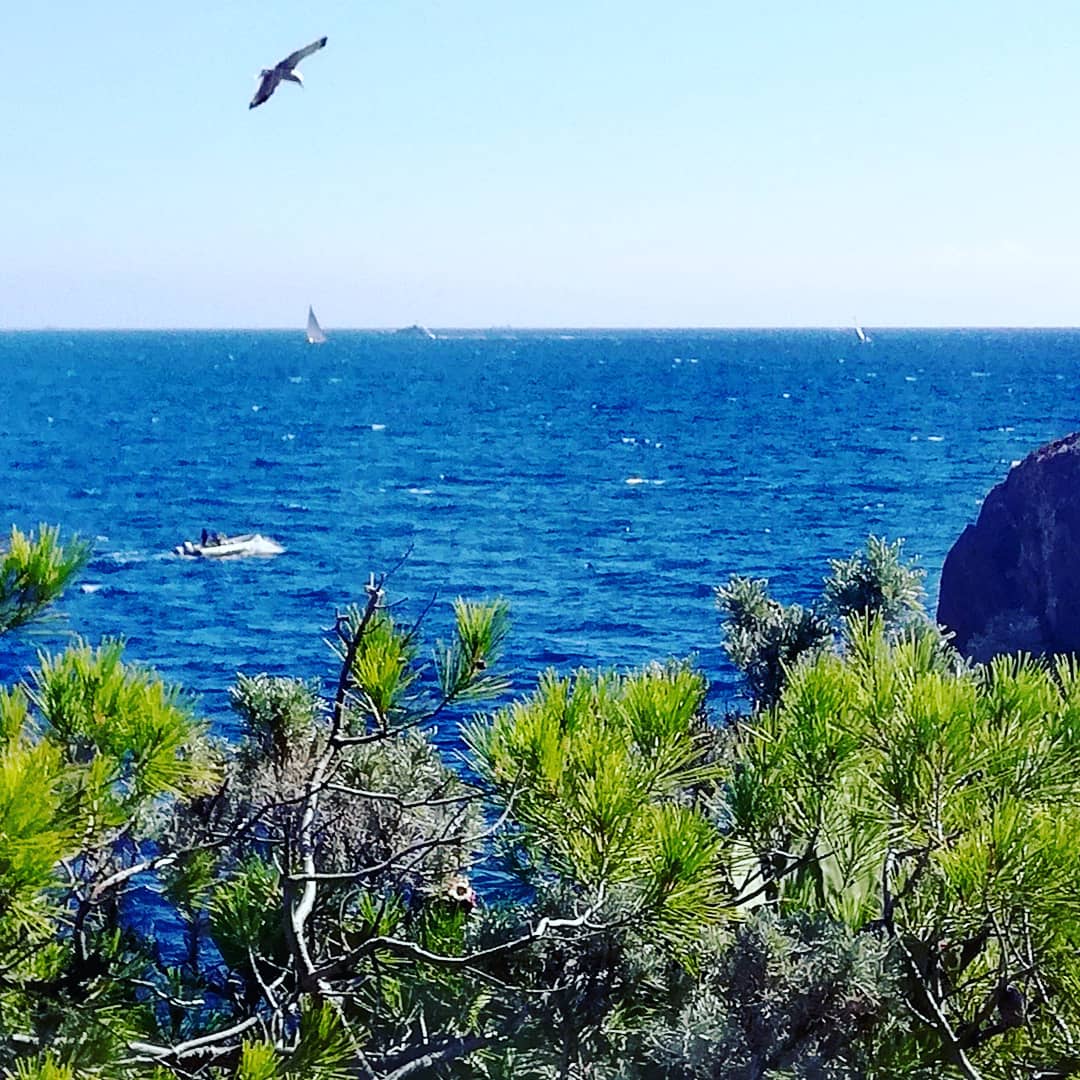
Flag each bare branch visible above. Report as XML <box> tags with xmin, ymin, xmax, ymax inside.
<box><xmin>314</xmin><ymin>893</ymin><xmax>607</xmax><ymax>983</ymax></box>
<box><xmin>125</xmin><ymin>1015</ymin><xmax>261</xmax><ymax>1063</ymax></box>
<box><xmin>372</xmin><ymin>1033</ymin><xmax>493</xmax><ymax>1080</ymax></box>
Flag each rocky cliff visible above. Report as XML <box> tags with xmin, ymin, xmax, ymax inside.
<box><xmin>937</xmin><ymin>431</ymin><xmax>1080</xmax><ymax>660</ymax></box>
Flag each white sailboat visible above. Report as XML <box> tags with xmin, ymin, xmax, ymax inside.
<box><xmin>306</xmin><ymin>305</ymin><xmax>327</xmax><ymax>344</ymax></box>
<box><xmin>853</xmin><ymin>316</ymin><xmax>870</xmax><ymax>344</ymax></box>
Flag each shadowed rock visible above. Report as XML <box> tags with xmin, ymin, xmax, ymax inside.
<box><xmin>938</xmin><ymin>432</ymin><xmax>1080</xmax><ymax>660</ymax></box>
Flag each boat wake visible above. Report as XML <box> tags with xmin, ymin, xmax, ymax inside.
<box><xmin>174</xmin><ymin>533</ymin><xmax>286</xmax><ymax>559</ymax></box>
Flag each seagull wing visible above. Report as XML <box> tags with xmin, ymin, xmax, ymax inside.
<box><xmin>280</xmin><ymin>36</ymin><xmax>327</xmax><ymax>71</ymax></box>
<box><xmin>249</xmin><ymin>69</ymin><xmax>280</xmax><ymax>109</ymax></box>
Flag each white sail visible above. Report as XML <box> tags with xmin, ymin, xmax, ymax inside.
<box><xmin>306</xmin><ymin>306</ymin><xmax>327</xmax><ymax>344</ymax></box>
<box><xmin>853</xmin><ymin>316</ymin><xmax>869</xmax><ymax>344</ymax></box>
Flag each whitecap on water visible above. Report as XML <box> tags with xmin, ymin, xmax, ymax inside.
<box><xmin>927</xmin><ymin>435</ymin><xmax>945</xmax><ymax>442</ymax></box>
<box><xmin>371</xmin><ymin>423</ymin><xmax>386</xmax><ymax>431</ymax></box>
<box><xmin>104</xmin><ymin>550</ymin><xmax>148</xmax><ymax>565</ymax></box>
<box><xmin>80</xmin><ymin>583</ymin><xmax>102</xmax><ymax>594</ymax></box>
<box><xmin>905</xmin><ymin>376</ymin><xmax>917</xmax><ymax>382</ymax></box>
<box><xmin>282</xmin><ymin>433</ymin><xmax>296</xmax><ymax>441</ymax></box>
<box><xmin>289</xmin><ymin>376</ymin><xmax>303</xmax><ymax>384</ymax></box>
<box><xmin>971</xmin><ymin>371</ymin><xmax>990</xmax><ymax>377</ymax></box>
<box><xmin>625</xmin><ymin>477</ymin><xmax>665</xmax><ymax>486</ymax></box>
<box><xmin>408</xmin><ymin>487</ymin><xmax>434</xmax><ymax>496</ymax></box>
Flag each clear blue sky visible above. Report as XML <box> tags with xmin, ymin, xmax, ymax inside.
<box><xmin>5</xmin><ymin>1</ymin><xmax>1080</xmax><ymax>328</ymax></box>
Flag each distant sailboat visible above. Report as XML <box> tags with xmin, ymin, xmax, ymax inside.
<box><xmin>306</xmin><ymin>306</ymin><xmax>326</xmax><ymax>344</ymax></box>
<box><xmin>853</xmin><ymin>316</ymin><xmax>870</xmax><ymax>344</ymax></box>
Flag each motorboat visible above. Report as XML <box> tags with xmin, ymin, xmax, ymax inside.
<box><xmin>175</xmin><ymin>533</ymin><xmax>285</xmax><ymax>559</ymax></box>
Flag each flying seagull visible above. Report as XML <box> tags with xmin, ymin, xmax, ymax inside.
<box><xmin>249</xmin><ymin>37</ymin><xmax>328</xmax><ymax>109</ymax></box>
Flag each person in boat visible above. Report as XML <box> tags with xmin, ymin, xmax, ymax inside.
<box><xmin>201</xmin><ymin>529</ymin><xmax>209</xmax><ymax>546</ymax></box>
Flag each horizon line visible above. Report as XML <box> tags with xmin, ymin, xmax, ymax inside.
<box><xmin>3</xmin><ymin>324</ymin><xmax>1080</xmax><ymax>333</ymax></box>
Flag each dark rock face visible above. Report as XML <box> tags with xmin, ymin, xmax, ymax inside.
<box><xmin>938</xmin><ymin>432</ymin><xmax>1080</xmax><ymax>660</ymax></box>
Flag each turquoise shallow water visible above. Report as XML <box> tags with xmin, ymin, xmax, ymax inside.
<box><xmin>2</xmin><ymin>327</ymin><xmax>1078</xmax><ymax>737</ymax></box>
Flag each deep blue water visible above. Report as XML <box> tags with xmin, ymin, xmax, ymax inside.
<box><xmin>2</xmin><ymin>328</ymin><xmax>1079</xmax><ymax>740</ymax></box>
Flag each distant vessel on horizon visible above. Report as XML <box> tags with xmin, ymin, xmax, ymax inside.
<box><xmin>853</xmin><ymin>317</ymin><xmax>870</xmax><ymax>344</ymax></box>
<box><xmin>306</xmin><ymin>306</ymin><xmax>327</xmax><ymax>345</ymax></box>
<box><xmin>396</xmin><ymin>323</ymin><xmax>436</xmax><ymax>340</ymax></box>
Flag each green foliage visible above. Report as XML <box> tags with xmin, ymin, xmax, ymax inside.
<box><xmin>230</xmin><ymin>673</ymin><xmax>322</xmax><ymax>766</ymax></box>
<box><xmin>0</xmin><ymin>525</ymin><xmax>90</xmax><ymax>636</ymax></box>
<box><xmin>436</xmin><ymin>597</ymin><xmax>512</xmax><ymax>700</ymax></box>
<box><xmin>286</xmin><ymin>1002</ymin><xmax>356</xmax><ymax>1079</ymax></box>
<box><xmin>331</xmin><ymin>606</ymin><xmax>422</xmax><ymax>729</ymax></box>
<box><xmin>716</xmin><ymin>576</ymin><xmax>830</xmax><ymax>709</ymax></box>
<box><xmin>467</xmin><ymin>662</ymin><xmax>729</xmax><ymax>942</ymax></box>
<box><xmin>208</xmin><ymin>857</ymin><xmax>287</xmax><ymax>976</ymax></box>
<box><xmin>1</xmin><ymin>530</ymin><xmax>1078</xmax><ymax>1080</ymax></box>
<box><xmin>235</xmin><ymin>1004</ymin><xmax>353</xmax><ymax>1080</ymax></box>
<box><xmin>718</xmin><ymin>534</ymin><xmax>931</xmax><ymax>709</ymax></box>
<box><xmin>821</xmin><ymin>534</ymin><xmax>926</xmax><ymax>628</ymax></box>
<box><xmin>726</xmin><ymin>615</ymin><xmax>1080</xmax><ymax>1075</ymax></box>
<box><xmin>638</xmin><ymin>912</ymin><xmax>902</xmax><ymax>1079</ymax></box>
<box><xmin>0</xmin><ymin>733</ymin><xmax>68</xmax><ymax>946</ymax></box>
<box><xmin>29</xmin><ymin>638</ymin><xmax>218</xmax><ymax>821</ymax></box>
<box><xmin>4</xmin><ymin>1053</ymin><xmax>77</xmax><ymax>1080</ymax></box>
<box><xmin>236</xmin><ymin>1042</ymin><xmax>281</xmax><ymax>1080</ymax></box>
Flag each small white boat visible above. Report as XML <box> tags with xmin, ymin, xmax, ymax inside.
<box><xmin>307</xmin><ymin>306</ymin><xmax>327</xmax><ymax>345</ymax></box>
<box><xmin>853</xmin><ymin>316</ymin><xmax>870</xmax><ymax>344</ymax></box>
<box><xmin>175</xmin><ymin>533</ymin><xmax>285</xmax><ymax>559</ymax></box>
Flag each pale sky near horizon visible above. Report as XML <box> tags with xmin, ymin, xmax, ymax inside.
<box><xmin>5</xmin><ymin>1</ymin><xmax>1080</xmax><ymax>329</ymax></box>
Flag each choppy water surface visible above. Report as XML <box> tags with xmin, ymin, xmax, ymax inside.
<box><xmin>2</xmin><ymin>328</ymin><xmax>1078</xmax><ymax>737</ymax></box>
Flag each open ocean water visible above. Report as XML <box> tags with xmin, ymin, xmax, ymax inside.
<box><xmin>2</xmin><ymin>328</ymin><xmax>1079</xmax><ymax>742</ymax></box>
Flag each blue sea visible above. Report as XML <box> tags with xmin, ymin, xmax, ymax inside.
<box><xmin>2</xmin><ymin>328</ymin><xmax>1078</xmax><ymax>740</ymax></box>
